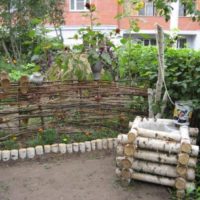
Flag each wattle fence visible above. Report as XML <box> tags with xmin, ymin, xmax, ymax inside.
<box><xmin>0</xmin><ymin>78</ymin><xmax>148</xmax><ymax>142</ymax></box>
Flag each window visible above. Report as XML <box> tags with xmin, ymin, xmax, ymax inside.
<box><xmin>70</xmin><ymin>0</ymin><xmax>90</xmax><ymax>11</ymax></box>
<box><xmin>143</xmin><ymin>38</ymin><xmax>157</xmax><ymax>46</ymax></box>
<box><xmin>179</xmin><ymin>3</ymin><xmax>187</xmax><ymax>16</ymax></box>
<box><xmin>138</xmin><ymin>1</ymin><xmax>156</xmax><ymax>16</ymax></box>
<box><xmin>177</xmin><ymin>38</ymin><xmax>187</xmax><ymax>48</ymax></box>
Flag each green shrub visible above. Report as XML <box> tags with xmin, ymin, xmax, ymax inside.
<box><xmin>0</xmin><ymin>140</ymin><xmax>19</xmax><ymax>150</ymax></box>
<box><xmin>42</xmin><ymin>129</ymin><xmax>58</xmax><ymax>145</ymax></box>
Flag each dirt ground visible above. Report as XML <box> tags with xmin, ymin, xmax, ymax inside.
<box><xmin>0</xmin><ymin>152</ymin><xmax>171</xmax><ymax>200</ymax></box>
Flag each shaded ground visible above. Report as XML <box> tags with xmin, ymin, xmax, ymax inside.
<box><xmin>0</xmin><ymin>152</ymin><xmax>171</xmax><ymax>200</ymax></box>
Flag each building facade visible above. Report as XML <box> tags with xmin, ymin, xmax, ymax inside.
<box><xmin>48</xmin><ymin>0</ymin><xmax>200</xmax><ymax>49</ymax></box>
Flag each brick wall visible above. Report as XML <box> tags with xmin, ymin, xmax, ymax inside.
<box><xmin>64</xmin><ymin>0</ymin><xmax>200</xmax><ymax>31</ymax></box>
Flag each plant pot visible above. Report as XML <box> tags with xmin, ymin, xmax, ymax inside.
<box><xmin>91</xmin><ymin>61</ymin><xmax>103</xmax><ymax>81</ymax></box>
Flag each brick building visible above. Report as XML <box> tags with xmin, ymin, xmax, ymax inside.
<box><xmin>48</xmin><ymin>0</ymin><xmax>200</xmax><ymax>49</ymax></box>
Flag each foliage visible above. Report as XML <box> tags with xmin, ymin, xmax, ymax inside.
<box><xmin>26</xmin><ymin>128</ymin><xmax>58</xmax><ymax>147</ymax></box>
<box><xmin>64</xmin><ymin>129</ymin><xmax>119</xmax><ymax>143</ymax></box>
<box><xmin>117</xmin><ymin>41</ymin><xmax>200</xmax><ymax>104</ymax></box>
<box><xmin>0</xmin><ymin>139</ymin><xmax>19</xmax><ymax>150</ymax></box>
<box><xmin>0</xmin><ymin>0</ymin><xmax>64</xmax><ymax>69</ymax></box>
<box><xmin>117</xmin><ymin>0</ymin><xmax>200</xmax><ymax>22</ymax></box>
<box><xmin>41</xmin><ymin>129</ymin><xmax>58</xmax><ymax>145</ymax></box>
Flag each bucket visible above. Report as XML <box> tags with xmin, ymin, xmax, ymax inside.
<box><xmin>173</xmin><ymin>101</ymin><xmax>193</xmax><ymax>125</ymax></box>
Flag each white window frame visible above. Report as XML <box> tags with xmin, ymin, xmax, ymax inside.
<box><xmin>70</xmin><ymin>0</ymin><xmax>90</xmax><ymax>12</ymax></box>
<box><xmin>177</xmin><ymin>38</ymin><xmax>187</xmax><ymax>48</ymax></box>
<box><xmin>138</xmin><ymin>1</ymin><xmax>156</xmax><ymax>16</ymax></box>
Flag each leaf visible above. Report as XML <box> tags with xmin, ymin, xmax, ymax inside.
<box><xmin>101</xmin><ymin>52</ymin><xmax>112</xmax><ymax>65</ymax></box>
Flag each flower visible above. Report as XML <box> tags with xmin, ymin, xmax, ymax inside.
<box><xmin>63</xmin><ymin>138</ymin><xmax>68</xmax><ymax>142</ymax></box>
<box><xmin>85</xmin><ymin>2</ymin><xmax>91</xmax><ymax>10</ymax></box>
<box><xmin>38</xmin><ymin>128</ymin><xmax>43</xmax><ymax>133</ymax></box>
<box><xmin>85</xmin><ymin>2</ymin><xmax>96</xmax><ymax>12</ymax></box>
<box><xmin>115</xmin><ymin>28</ymin><xmax>120</xmax><ymax>34</ymax></box>
<box><xmin>84</xmin><ymin>132</ymin><xmax>92</xmax><ymax>136</ymax></box>
<box><xmin>12</xmin><ymin>136</ymin><xmax>17</xmax><ymax>141</ymax></box>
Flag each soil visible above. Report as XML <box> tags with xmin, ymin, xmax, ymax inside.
<box><xmin>0</xmin><ymin>152</ymin><xmax>171</xmax><ymax>200</ymax></box>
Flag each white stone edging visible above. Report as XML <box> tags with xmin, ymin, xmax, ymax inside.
<box><xmin>0</xmin><ymin>138</ymin><xmax>117</xmax><ymax>162</ymax></box>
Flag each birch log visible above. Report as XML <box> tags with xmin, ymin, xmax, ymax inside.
<box><xmin>175</xmin><ymin>177</ymin><xmax>187</xmax><ymax>190</ymax></box>
<box><xmin>176</xmin><ymin>190</ymin><xmax>185</xmax><ymax>199</ymax></box>
<box><xmin>129</xmin><ymin>120</ymin><xmax>198</xmax><ymax>137</ymax></box>
<box><xmin>135</xmin><ymin>137</ymin><xmax>199</xmax><ymax>156</ymax></box>
<box><xmin>124</xmin><ymin>144</ymin><xmax>135</xmax><ymax>156</ymax></box>
<box><xmin>180</xmin><ymin>126</ymin><xmax>191</xmax><ymax>153</ymax></box>
<box><xmin>116</xmin><ymin>144</ymin><xmax>124</xmax><ymax>155</ymax></box>
<box><xmin>128</xmin><ymin>129</ymin><xmax>138</xmax><ymax>143</ymax></box>
<box><xmin>133</xmin><ymin>150</ymin><xmax>197</xmax><ymax>167</ymax></box>
<box><xmin>132</xmin><ymin>160</ymin><xmax>195</xmax><ymax>181</ymax></box>
<box><xmin>137</xmin><ymin>127</ymin><xmax>181</xmax><ymax>141</ymax></box>
<box><xmin>116</xmin><ymin>156</ymin><xmax>134</xmax><ymax>169</ymax></box>
<box><xmin>178</xmin><ymin>153</ymin><xmax>190</xmax><ymax>165</ymax></box>
<box><xmin>115</xmin><ymin>168</ymin><xmax>122</xmax><ymax>177</ymax></box>
<box><xmin>117</xmin><ymin>132</ymin><xmax>138</xmax><ymax>145</ymax></box>
<box><xmin>176</xmin><ymin>165</ymin><xmax>188</xmax><ymax>177</ymax></box>
<box><xmin>131</xmin><ymin>172</ymin><xmax>195</xmax><ymax>189</ymax></box>
<box><xmin>121</xmin><ymin>168</ymin><xmax>133</xmax><ymax>179</ymax></box>
<box><xmin>131</xmin><ymin>116</ymin><xmax>142</xmax><ymax>129</ymax></box>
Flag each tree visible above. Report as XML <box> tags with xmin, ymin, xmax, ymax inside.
<box><xmin>118</xmin><ymin>0</ymin><xmax>200</xmax><ymax>22</ymax></box>
<box><xmin>0</xmin><ymin>0</ymin><xmax>65</xmax><ymax>64</ymax></box>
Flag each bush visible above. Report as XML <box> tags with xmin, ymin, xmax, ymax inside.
<box><xmin>117</xmin><ymin>42</ymin><xmax>200</xmax><ymax>108</ymax></box>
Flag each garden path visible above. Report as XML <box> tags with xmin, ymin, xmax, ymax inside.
<box><xmin>0</xmin><ymin>152</ymin><xmax>170</xmax><ymax>200</ymax></box>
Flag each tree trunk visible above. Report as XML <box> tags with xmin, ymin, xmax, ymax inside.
<box><xmin>148</xmin><ymin>88</ymin><xmax>154</xmax><ymax>118</ymax></box>
<box><xmin>155</xmin><ymin>25</ymin><xmax>165</xmax><ymax>107</ymax></box>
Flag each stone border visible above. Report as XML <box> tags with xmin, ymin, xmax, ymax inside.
<box><xmin>0</xmin><ymin>138</ymin><xmax>117</xmax><ymax>162</ymax></box>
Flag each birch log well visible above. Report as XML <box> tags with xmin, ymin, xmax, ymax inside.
<box><xmin>131</xmin><ymin>160</ymin><xmax>195</xmax><ymax>181</ymax></box>
<box><xmin>133</xmin><ymin>150</ymin><xmax>197</xmax><ymax>167</ymax></box>
<box><xmin>135</xmin><ymin>137</ymin><xmax>199</xmax><ymax>156</ymax></box>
